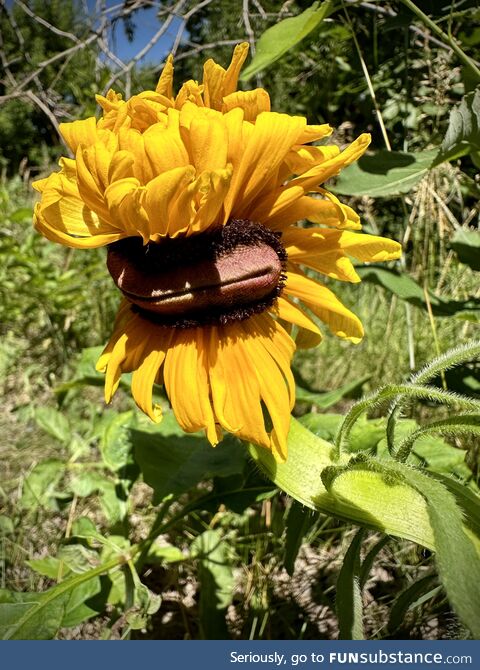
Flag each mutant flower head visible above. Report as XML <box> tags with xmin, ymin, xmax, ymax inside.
<box><xmin>33</xmin><ymin>43</ymin><xmax>401</xmax><ymax>462</ymax></box>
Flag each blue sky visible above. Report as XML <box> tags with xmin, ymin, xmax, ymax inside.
<box><xmin>86</xmin><ymin>0</ymin><xmax>184</xmax><ymax>66</ymax></box>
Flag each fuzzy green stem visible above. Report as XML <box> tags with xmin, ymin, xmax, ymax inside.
<box><xmin>395</xmin><ymin>414</ymin><xmax>480</xmax><ymax>462</ymax></box>
<box><xmin>335</xmin><ymin>383</ymin><xmax>480</xmax><ymax>457</ymax></box>
<box><xmin>400</xmin><ymin>0</ymin><xmax>480</xmax><ymax>80</ymax></box>
<box><xmin>386</xmin><ymin>341</ymin><xmax>480</xmax><ymax>453</ymax></box>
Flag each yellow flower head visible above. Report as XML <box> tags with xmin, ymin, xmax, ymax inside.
<box><xmin>33</xmin><ymin>43</ymin><xmax>401</xmax><ymax>462</ymax></box>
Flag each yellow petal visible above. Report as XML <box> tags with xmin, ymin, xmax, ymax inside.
<box><xmin>222</xmin><ymin>89</ymin><xmax>270</xmax><ymax>122</ymax></box>
<box><xmin>185</xmin><ymin>115</ymin><xmax>228</xmax><ymax>172</ymax></box>
<box><xmin>96</xmin><ymin>89</ymin><xmax>123</xmax><ymax>114</ymax></box>
<box><xmin>274</xmin><ymin>296</ymin><xmax>323</xmax><ymax>349</ymax></box>
<box><xmin>205</xmin><ymin>326</ymin><xmax>241</xmax><ymax>434</ymax></box>
<box><xmin>34</xmin><ymin>172</ymin><xmax>122</xmax><ymax>248</ymax></box>
<box><xmin>107</xmin><ymin>149</ymin><xmax>135</xmax><ymax>184</ymax></box>
<box><xmin>96</xmin><ymin>299</ymin><xmax>132</xmax><ymax>371</ymax></box>
<box><xmin>203</xmin><ymin>42</ymin><xmax>249</xmax><ymax>110</ymax></box>
<box><xmin>284</xmin><ymin>144</ymin><xmax>340</xmax><ymax>175</ymax></box>
<box><xmin>175</xmin><ymin>80</ymin><xmax>204</xmax><ymax>109</ymax></box>
<box><xmin>188</xmin><ymin>165</ymin><xmax>233</xmax><ymax>235</ymax></box>
<box><xmin>34</xmin><ymin>201</ymin><xmax>124</xmax><ymax>249</ymax></box>
<box><xmin>296</xmin><ymin>124</ymin><xmax>333</xmax><ymax>144</ymax></box>
<box><xmin>104</xmin><ymin>177</ymin><xmax>150</xmax><ymax>240</ymax></box>
<box><xmin>211</xmin><ymin>324</ymin><xmax>271</xmax><ymax>449</ymax></box>
<box><xmin>225</xmin><ymin>111</ymin><xmax>306</xmax><ymax>220</ymax></box>
<box><xmin>143</xmin><ymin>165</ymin><xmax>196</xmax><ymax>237</ymax></box>
<box><xmin>144</xmin><ymin>122</ymin><xmax>190</xmax><ymax>175</ymax></box>
<box><xmin>338</xmin><ymin>231</ymin><xmax>402</xmax><ymax>262</ymax></box>
<box><xmin>284</xmin><ymin>271</ymin><xmax>364</xmax><ymax>343</ymax></box>
<box><xmin>290</xmin><ymin>134</ymin><xmax>371</xmax><ymax>192</ymax></box>
<box><xmin>254</xmin><ymin>191</ymin><xmax>362</xmax><ymax>231</ymax></box>
<box><xmin>283</xmin><ymin>227</ymin><xmax>360</xmax><ymax>282</ymax></box>
<box><xmin>102</xmin><ymin>312</ymin><xmax>151</xmax><ymax>402</ymax></box>
<box><xmin>223</xmin><ymin>42</ymin><xmax>250</xmax><ymax>96</ymax></box>
<box><xmin>60</xmin><ymin>117</ymin><xmax>98</xmax><ymax>153</ymax></box>
<box><xmin>248</xmin><ymin>313</ymin><xmax>296</xmax><ymax>395</ymax></box>
<box><xmin>163</xmin><ymin>328</ymin><xmax>218</xmax><ymax>441</ymax></box>
<box><xmin>156</xmin><ymin>54</ymin><xmax>174</xmax><ymax>99</ymax></box>
<box><xmin>75</xmin><ymin>144</ymin><xmax>113</xmax><ymax>221</ymax></box>
<box><xmin>224</xmin><ymin>107</ymin><xmax>245</xmax><ymax>170</ymax></box>
<box><xmin>116</xmin><ymin>129</ymin><xmax>156</xmax><ymax>184</ymax></box>
<box><xmin>240</xmin><ymin>320</ymin><xmax>292</xmax><ymax>462</ymax></box>
<box><xmin>131</xmin><ymin>328</ymin><xmax>173</xmax><ymax>422</ymax></box>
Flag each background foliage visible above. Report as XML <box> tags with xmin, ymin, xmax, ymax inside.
<box><xmin>1</xmin><ymin>0</ymin><xmax>480</xmax><ymax>640</ymax></box>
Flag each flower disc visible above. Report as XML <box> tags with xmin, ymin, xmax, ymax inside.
<box><xmin>106</xmin><ymin>219</ymin><xmax>287</xmax><ymax>326</ymax></box>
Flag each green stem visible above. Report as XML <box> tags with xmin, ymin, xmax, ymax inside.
<box><xmin>135</xmin><ymin>496</ymin><xmax>175</xmax><ymax>570</ymax></box>
<box><xmin>400</xmin><ymin>0</ymin><xmax>480</xmax><ymax>80</ymax></box>
<box><xmin>335</xmin><ymin>383</ymin><xmax>480</xmax><ymax>457</ymax></box>
<box><xmin>395</xmin><ymin>414</ymin><xmax>480</xmax><ymax>462</ymax></box>
<box><xmin>386</xmin><ymin>341</ymin><xmax>480</xmax><ymax>453</ymax></box>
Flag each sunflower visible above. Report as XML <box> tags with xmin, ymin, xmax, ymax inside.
<box><xmin>33</xmin><ymin>43</ymin><xmax>401</xmax><ymax>462</ymax></box>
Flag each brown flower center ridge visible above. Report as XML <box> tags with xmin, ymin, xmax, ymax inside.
<box><xmin>106</xmin><ymin>219</ymin><xmax>287</xmax><ymax>327</ymax></box>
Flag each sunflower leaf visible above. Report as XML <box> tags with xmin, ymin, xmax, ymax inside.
<box><xmin>249</xmin><ymin>418</ymin><xmax>435</xmax><ymax>548</ymax></box>
<box><xmin>450</xmin><ymin>228</ymin><xmax>480</xmax><ymax>271</ymax></box>
<box><xmin>332</xmin><ymin>149</ymin><xmax>438</xmax><ymax>197</ymax></box>
<box><xmin>240</xmin><ymin>1</ymin><xmax>335</xmax><ymax>81</ymax></box>
<box><xmin>380</xmin><ymin>461</ymin><xmax>480</xmax><ymax>639</ymax></box>
<box><xmin>133</xmin><ymin>413</ymin><xmax>247</xmax><ymax>504</ymax></box>
<box><xmin>0</xmin><ymin>574</ymin><xmax>102</xmax><ymax>639</ymax></box>
<box><xmin>356</xmin><ymin>265</ymin><xmax>480</xmax><ymax>319</ymax></box>
<box><xmin>295</xmin><ymin>373</ymin><xmax>371</xmax><ymax>409</ymax></box>
<box><xmin>252</xmin><ymin>421</ymin><xmax>480</xmax><ymax>638</ymax></box>
<box><xmin>433</xmin><ymin>87</ymin><xmax>480</xmax><ymax>164</ymax></box>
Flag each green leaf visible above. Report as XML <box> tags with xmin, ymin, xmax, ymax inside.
<box><xmin>59</xmin><ymin>577</ymin><xmax>102</xmax><ymax>628</ymax></box>
<box><xmin>57</xmin><ymin>545</ymin><xmax>99</xmax><ymax>574</ymax></box>
<box><xmin>431</xmin><ymin>474</ymin><xmax>480</xmax><ymax>539</ymax></box>
<box><xmin>357</xmin><ymin>266</ymin><xmax>480</xmax><ymax>319</ymax></box>
<box><xmin>249</xmin><ymin>418</ymin><xmax>435</xmax><ymax>548</ymax></box>
<box><xmin>69</xmin><ymin>471</ymin><xmax>127</xmax><ymax>525</ymax></box>
<box><xmin>295</xmin><ymin>374</ymin><xmax>371</xmax><ymax>409</ymax></box>
<box><xmin>99</xmin><ymin>410</ymin><xmax>135</xmax><ymax>472</ymax></box>
<box><xmin>34</xmin><ymin>407</ymin><xmax>71</xmax><ymax>444</ymax></box>
<box><xmin>336</xmin><ymin>529</ymin><xmax>365</xmax><ymax>640</ymax></box>
<box><xmin>125</xmin><ymin>582</ymin><xmax>161</xmax><ymax>631</ymax></box>
<box><xmin>284</xmin><ymin>501</ymin><xmax>315</xmax><ymax>576</ymax></box>
<box><xmin>191</xmin><ymin>529</ymin><xmax>234</xmax><ymax>639</ymax></box>
<box><xmin>450</xmin><ymin>229</ymin><xmax>480</xmax><ymax>271</ymax></box>
<box><xmin>333</xmin><ymin>149</ymin><xmax>437</xmax><ymax>197</ymax></box>
<box><xmin>384</xmin><ymin>463</ymin><xmax>480</xmax><ymax>639</ymax></box>
<box><xmin>388</xmin><ymin>574</ymin><xmax>439</xmax><ymax>634</ymax></box>
<box><xmin>20</xmin><ymin>459</ymin><xmax>65</xmax><ymax>510</ymax></box>
<box><xmin>0</xmin><ymin>516</ymin><xmax>14</xmax><ymax>536</ymax></box>
<box><xmin>133</xmin><ymin>413</ymin><xmax>247</xmax><ymax>504</ymax></box>
<box><xmin>10</xmin><ymin>207</ymin><xmax>33</xmax><ymax>222</ymax></box>
<box><xmin>300</xmin><ymin>413</ymin><xmax>385</xmax><ymax>453</ymax></box>
<box><xmin>0</xmin><ymin>573</ymin><xmax>102</xmax><ymax>639</ymax></box>
<box><xmin>434</xmin><ymin>88</ymin><xmax>480</xmax><ymax>164</ymax></box>
<box><xmin>26</xmin><ymin>557</ymin><xmax>63</xmax><ymax>580</ymax></box>
<box><xmin>359</xmin><ymin>536</ymin><xmax>390</xmax><ymax>589</ymax></box>
<box><xmin>145</xmin><ymin>542</ymin><xmax>185</xmax><ymax>565</ymax></box>
<box><xmin>71</xmin><ymin>517</ymin><xmax>105</xmax><ymax>544</ymax></box>
<box><xmin>240</xmin><ymin>1</ymin><xmax>334</xmax><ymax>81</ymax></box>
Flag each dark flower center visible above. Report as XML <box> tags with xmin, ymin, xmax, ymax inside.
<box><xmin>106</xmin><ymin>219</ymin><xmax>287</xmax><ymax>327</ymax></box>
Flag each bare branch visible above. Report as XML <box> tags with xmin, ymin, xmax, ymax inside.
<box><xmin>15</xmin><ymin>0</ymin><xmax>81</xmax><ymax>43</ymax></box>
<box><xmin>243</xmin><ymin>0</ymin><xmax>256</xmax><ymax>56</ymax></box>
